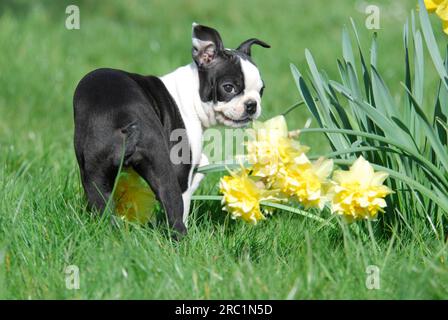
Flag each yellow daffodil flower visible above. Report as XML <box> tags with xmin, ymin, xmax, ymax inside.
<box><xmin>425</xmin><ymin>0</ymin><xmax>444</xmax><ymax>12</ymax></box>
<box><xmin>424</xmin><ymin>0</ymin><xmax>448</xmax><ymax>34</ymax></box>
<box><xmin>113</xmin><ymin>168</ymin><xmax>157</xmax><ymax>224</ymax></box>
<box><xmin>330</xmin><ymin>156</ymin><xmax>392</xmax><ymax>221</ymax></box>
<box><xmin>247</xmin><ymin>115</ymin><xmax>309</xmax><ymax>181</ymax></box>
<box><xmin>219</xmin><ymin>168</ymin><xmax>277</xmax><ymax>224</ymax></box>
<box><xmin>275</xmin><ymin>156</ymin><xmax>333</xmax><ymax>210</ymax></box>
<box><xmin>436</xmin><ymin>0</ymin><xmax>448</xmax><ymax>18</ymax></box>
<box><xmin>221</xmin><ymin>114</ymin><xmax>394</xmax><ymax>224</ymax></box>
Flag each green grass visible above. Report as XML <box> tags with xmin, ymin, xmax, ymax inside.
<box><xmin>1</xmin><ymin>0</ymin><xmax>447</xmax><ymax>299</ymax></box>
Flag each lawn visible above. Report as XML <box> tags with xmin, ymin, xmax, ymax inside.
<box><xmin>0</xmin><ymin>0</ymin><xmax>447</xmax><ymax>299</ymax></box>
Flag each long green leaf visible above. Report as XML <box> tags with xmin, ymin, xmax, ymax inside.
<box><xmin>418</xmin><ymin>0</ymin><xmax>448</xmax><ymax>90</ymax></box>
<box><xmin>342</xmin><ymin>26</ymin><xmax>357</xmax><ymax>78</ymax></box>
<box><xmin>329</xmin><ymin>80</ymin><xmax>418</xmax><ymax>151</ymax></box>
<box><xmin>304</xmin><ymin>50</ymin><xmax>350</xmax><ymax>150</ymax></box>
<box><xmin>290</xmin><ymin>64</ymin><xmax>323</xmax><ymax>127</ymax></box>
<box><xmin>371</xmin><ymin>66</ymin><xmax>398</xmax><ymax>117</ymax></box>
<box><xmin>300</xmin><ymin>127</ymin><xmax>448</xmax><ymax>189</ymax></box>
<box><xmin>401</xmin><ymin>83</ymin><xmax>448</xmax><ymax>172</ymax></box>
<box><xmin>413</xmin><ymin>30</ymin><xmax>424</xmax><ymax>106</ymax></box>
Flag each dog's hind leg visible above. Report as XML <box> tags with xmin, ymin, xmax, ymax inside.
<box><xmin>81</xmin><ymin>122</ymin><xmax>143</xmax><ymax>214</ymax></box>
<box><xmin>131</xmin><ymin>137</ymin><xmax>186</xmax><ymax>238</ymax></box>
<box><xmin>182</xmin><ymin>153</ymin><xmax>209</xmax><ymax>226</ymax></box>
<box><xmin>81</xmin><ymin>163</ymin><xmax>118</xmax><ymax>215</ymax></box>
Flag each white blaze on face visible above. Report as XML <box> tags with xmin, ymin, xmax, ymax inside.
<box><xmin>214</xmin><ymin>56</ymin><xmax>264</xmax><ymax>127</ymax></box>
<box><xmin>240</xmin><ymin>57</ymin><xmax>263</xmax><ymax>119</ymax></box>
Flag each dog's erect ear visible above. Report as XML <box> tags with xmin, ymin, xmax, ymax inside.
<box><xmin>236</xmin><ymin>38</ymin><xmax>270</xmax><ymax>57</ymax></box>
<box><xmin>192</xmin><ymin>23</ymin><xmax>224</xmax><ymax>67</ymax></box>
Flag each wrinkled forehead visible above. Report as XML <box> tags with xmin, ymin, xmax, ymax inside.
<box><xmin>211</xmin><ymin>54</ymin><xmax>243</xmax><ymax>81</ymax></box>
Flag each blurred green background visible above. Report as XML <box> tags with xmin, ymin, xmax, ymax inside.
<box><xmin>0</xmin><ymin>0</ymin><xmax>424</xmax><ymax>157</ymax></box>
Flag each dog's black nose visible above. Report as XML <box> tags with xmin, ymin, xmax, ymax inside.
<box><xmin>245</xmin><ymin>100</ymin><xmax>257</xmax><ymax>115</ymax></box>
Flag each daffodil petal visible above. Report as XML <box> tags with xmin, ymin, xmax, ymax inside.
<box><xmin>425</xmin><ymin>0</ymin><xmax>444</xmax><ymax>13</ymax></box>
<box><xmin>371</xmin><ymin>171</ymin><xmax>389</xmax><ymax>186</ymax></box>
<box><xmin>436</xmin><ymin>0</ymin><xmax>448</xmax><ymax>20</ymax></box>
<box><xmin>330</xmin><ymin>156</ymin><xmax>393</xmax><ymax>221</ymax></box>
<box><xmin>443</xmin><ymin>19</ymin><xmax>448</xmax><ymax>34</ymax></box>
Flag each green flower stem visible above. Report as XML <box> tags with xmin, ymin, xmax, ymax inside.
<box><xmin>260</xmin><ymin>201</ymin><xmax>335</xmax><ymax>228</ymax></box>
<box><xmin>309</xmin><ymin>146</ymin><xmax>389</xmax><ymax>160</ymax></box>
<box><xmin>191</xmin><ymin>195</ymin><xmax>223</xmax><ymax>201</ymax></box>
<box><xmin>191</xmin><ymin>195</ymin><xmax>335</xmax><ymax>228</ymax></box>
<box><xmin>281</xmin><ymin>100</ymin><xmax>305</xmax><ymax>116</ymax></box>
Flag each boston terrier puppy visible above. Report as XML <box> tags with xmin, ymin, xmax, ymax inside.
<box><xmin>73</xmin><ymin>23</ymin><xmax>270</xmax><ymax>237</ymax></box>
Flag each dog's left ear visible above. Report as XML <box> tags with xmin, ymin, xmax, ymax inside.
<box><xmin>192</xmin><ymin>23</ymin><xmax>224</xmax><ymax>68</ymax></box>
<box><xmin>236</xmin><ymin>38</ymin><xmax>270</xmax><ymax>57</ymax></box>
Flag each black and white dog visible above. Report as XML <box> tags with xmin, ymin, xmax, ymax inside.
<box><xmin>73</xmin><ymin>23</ymin><xmax>269</xmax><ymax>236</ymax></box>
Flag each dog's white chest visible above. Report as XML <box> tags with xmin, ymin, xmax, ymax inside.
<box><xmin>160</xmin><ymin>64</ymin><xmax>204</xmax><ymax>178</ymax></box>
<box><xmin>160</xmin><ymin>64</ymin><xmax>210</xmax><ymax>225</ymax></box>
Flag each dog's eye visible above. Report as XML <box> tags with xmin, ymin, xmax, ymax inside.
<box><xmin>223</xmin><ymin>84</ymin><xmax>236</xmax><ymax>94</ymax></box>
<box><xmin>260</xmin><ymin>86</ymin><xmax>265</xmax><ymax>97</ymax></box>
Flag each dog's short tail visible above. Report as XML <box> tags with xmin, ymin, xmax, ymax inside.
<box><xmin>119</xmin><ymin>121</ymin><xmax>140</xmax><ymax>166</ymax></box>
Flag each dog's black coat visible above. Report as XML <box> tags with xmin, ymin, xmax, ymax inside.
<box><xmin>73</xmin><ymin>24</ymin><xmax>270</xmax><ymax>237</ymax></box>
<box><xmin>73</xmin><ymin>68</ymin><xmax>190</xmax><ymax>234</ymax></box>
